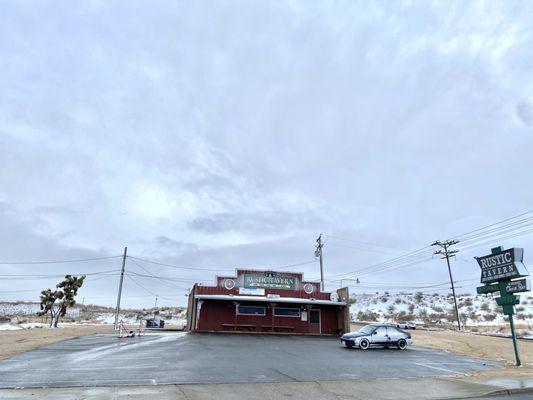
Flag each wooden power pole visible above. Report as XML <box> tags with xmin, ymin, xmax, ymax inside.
<box><xmin>432</xmin><ymin>240</ymin><xmax>461</xmax><ymax>330</ymax></box>
<box><xmin>316</xmin><ymin>234</ymin><xmax>325</xmax><ymax>291</ymax></box>
<box><xmin>114</xmin><ymin>246</ymin><xmax>128</xmax><ymax>330</ymax></box>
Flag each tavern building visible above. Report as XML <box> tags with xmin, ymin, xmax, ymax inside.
<box><xmin>186</xmin><ymin>269</ymin><xmax>350</xmax><ymax>335</ymax></box>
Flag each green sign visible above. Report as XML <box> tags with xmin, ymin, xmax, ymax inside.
<box><xmin>475</xmin><ymin>247</ymin><xmax>527</xmax><ymax>284</ymax></box>
<box><xmin>476</xmin><ymin>283</ymin><xmax>499</xmax><ymax>294</ymax></box>
<box><xmin>243</xmin><ymin>273</ymin><xmax>296</xmax><ymax>290</ymax></box>
<box><xmin>474</xmin><ymin>246</ymin><xmax>530</xmax><ymax>367</ymax></box>
<box><xmin>505</xmin><ymin>279</ymin><xmax>531</xmax><ymax>294</ymax></box>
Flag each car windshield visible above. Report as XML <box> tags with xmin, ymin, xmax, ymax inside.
<box><xmin>358</xmin><ymin>325</ymin><xmax>376</xmax><ymax>334</ymax></box>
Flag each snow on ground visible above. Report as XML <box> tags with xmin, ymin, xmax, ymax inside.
<box><xmin>350</xmin><ymin>292</ymin><xmax>533</xmax><ymax>328</ymax></box>
<box><xmin>0</xmin><ymin>323</ymin><xmax>23</xmax><ymax>331</ymax></box>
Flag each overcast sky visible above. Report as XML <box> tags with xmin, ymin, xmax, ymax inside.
<box><xmin>1</xmin><ymin>1</ymin><xmax>533</xmax><ymax>308</ymax></box>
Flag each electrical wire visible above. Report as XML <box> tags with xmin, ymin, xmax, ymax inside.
<box><xmin>323</xmin><ymin>234</ymin><xmax>408</xmax><ymax>251</ymax></box>
<box><xmin>0</xmin><ymin>255</ymin><xmax>122</xmax><ymax>265</ymax></box>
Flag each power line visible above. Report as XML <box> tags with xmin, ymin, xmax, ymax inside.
<box><xmin>323</xmin><ymin>234</ymin><xmax>408</xmax><ymax>251</ymax></box>
<box><xmin>325</xmin><ymin>242</ymin><xmax>403</xmax><ymax>256</ymax></box>
<box><xmin>0</xmin><ymin>269</ymin><xmax>122</xmax><ymax>280</ymax></box>
<box><xmin>0</xmin><ymin>255</ymin><xmax>122</xmax><ymax>265</ymax></box>
<box><xmin>328</xmin><ymin>245</ymin><xmax>434</xmax><ymax>280</ymax></box>
<box><xmin>451</xmin><ymin>210</ymin><xmax>533</xmax><ymax>241</ymax></box>
<box><xmin>126</xmin><ymin>274</ymin><xmax>157</xmax><ymax>296</ymax></box>
<box><xmin>128</xmin><ymin>255</ymin><xmax>317</xmax><ymax>273</ymax></box>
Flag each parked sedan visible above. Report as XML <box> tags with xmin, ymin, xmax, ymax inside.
<box><xmin>397</xmin><ymin>321</ymin><xmax>416</xmax><ymax>330</ymax></box>
<box><xmin>340</xmin><ymin>324</ymin><xmax>412</xmax><ymax>350</ymax></box>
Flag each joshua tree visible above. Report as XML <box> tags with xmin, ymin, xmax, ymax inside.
<box><xmin>38</xmin><ymin>275</ymin><xmax>85</xmax><ymax>327</ymax></box>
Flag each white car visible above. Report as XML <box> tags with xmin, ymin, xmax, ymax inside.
<box><xmin>397</xmin><ymin>321</ymin><xmax>416</xmax><ymax>330</ymax></box>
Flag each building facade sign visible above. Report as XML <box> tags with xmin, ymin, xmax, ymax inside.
<box><xmin>238</xmin><ymin>287</ymin><xmax>265</xmax><ymax>296</ymax></box>
<box><xmin>243</xmin><ymin>272</ymin><xmax>296</xmax><ymax>290</ymax></box>
<box><xmin>475</xmin><ymin>247</ymin><xmax>527</xmax><ymax>284</ymax></box>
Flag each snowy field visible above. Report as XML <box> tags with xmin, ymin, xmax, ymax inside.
<box><xmin>0</xmin><ymin>302</ymin><xmax>187</xmax><ymax>331</ymax></box>
<box><xmin>349</xmin><ymin>292</ymin><xmax>533</xmax><ymax>336</ymax></box>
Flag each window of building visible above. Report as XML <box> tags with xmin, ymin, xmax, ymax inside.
<box><xmin>274</xmin><ymin>308</ymin><xmax>300</xmax><ymax>317</ymax></box>
<box><xmin>236</xmin><ymin>305</ymin><xmax>266</xmax><ymax>315</ymax></box>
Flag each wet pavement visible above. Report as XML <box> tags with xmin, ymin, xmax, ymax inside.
<box><xmin>0</xmin><ymin>332</ymin><xmax>503</xmax><ymax>388</ymax></box>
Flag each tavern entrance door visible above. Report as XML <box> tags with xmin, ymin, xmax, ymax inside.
<box><xmin>309</xmin><ymin>309</ymin><xmax>321</xmax><ymax>334</ymax></box>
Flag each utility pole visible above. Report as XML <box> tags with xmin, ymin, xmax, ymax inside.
<box><xmin>154</xmin><ymin>295</ymin><xmax>158</xmax><ymax>309</ymax></box>
<box><xmin>315</xmin><ymin>234</ymin><xmax>324</xmax><ymax>291</ymax></box>
<box><xmin>432</xmin><ymin>240</ymin><xmax>461</xmax><ymax>330</ymax></box>
<box><xmin>114</xmin><ymin>246</ymin><xmax>128</xmax><ymax>330</ymax></box>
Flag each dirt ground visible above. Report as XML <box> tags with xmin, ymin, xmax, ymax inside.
<box><xmin>410</xmin><ymin>329</ymin><xmax>533</xmax><ymax>366</ymax></box>
<box><xmin>0</xmin><ymin>325</ymin><xmax>114</xmax><ymax>360</ymax></box>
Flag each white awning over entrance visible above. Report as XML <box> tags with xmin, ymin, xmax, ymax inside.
<box><xmin>194</xmin><ymin>294</ymin><xmax>346</xmax><ymax>306</ymax></box>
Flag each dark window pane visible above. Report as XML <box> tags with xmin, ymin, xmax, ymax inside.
<box><xmin>310</xmin><ymin>310</ymin><xmax>320</xmax><ymax>323</ymax></box>
<box><xmin>274</xmin><ymin>308</ymin><xmax>300</xmax><ymax>317</ymax></box>
<box><xmin>237</xmin><ymin>305</ymin><xmax>265</xmax><ymax>315</ymax></box>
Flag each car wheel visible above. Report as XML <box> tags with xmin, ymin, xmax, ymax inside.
<box><xmin>359</xmin><ymin>339</ymin><xmax>369</xmax><ymax>350</ymax></box>
<box><xmin>397</xmin><ymin>339</ymin><xmax>407</xmax><ymax>350</ymax></box>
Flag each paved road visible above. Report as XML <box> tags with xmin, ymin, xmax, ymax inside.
<box><xmin>0</xmin><ymin>333</ymin><xmax>502</xmax><ymax>388</ymax></box>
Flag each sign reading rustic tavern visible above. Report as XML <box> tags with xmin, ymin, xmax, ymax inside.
<box><xmin>475</xmin><ymin>247</ymin><xmax>527</xmax><ymax>284</ymax></box>
<box><xmin>243</xmin><ymin>272</ymin><xmax>296</xmax><ymax>290</ymax></box>
<box><xmin>475</xmin><ymin>246</ymin><xmax>530</xmax><ymax>366</ymax></box>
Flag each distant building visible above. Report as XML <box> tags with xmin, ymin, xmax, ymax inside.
<box><xmin>186</xmin><ymin>269</ymin><xmax>349</xmax><ymax>335</ymax></box>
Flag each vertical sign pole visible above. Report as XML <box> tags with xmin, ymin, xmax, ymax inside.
<box><xmin>114</xmin><ymin>246</ymin><xmax>128</xmax><ymax>331</ymax></box>
<box><xmin>508</xmin><ymin>313</ymin><xmax>521</xmax><ymax>367</ymax></box>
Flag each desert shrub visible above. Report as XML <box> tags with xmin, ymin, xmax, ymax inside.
<box><xmin>480</xmin><ymin>302</ymin><xmax>490</xmax><ymax>311</ymax></box>
<box><xmin>516</xmin><ymin>306</ymin><xmax>525</xmax><ymax>312</ymax></box>
<box><xmin>414</xmin><ymin>292</ymin><xmax>423</xmax><ymax>303</ymax></box>
<box><xmin>408</xmin><ymin>304</ymin><xmax>415</xmax><ymax>313</ymax></box>
<box><xmin>484</xmin><ymin>313</ymin><xmax>497</xmax><ymax>322</ymax></box>
<box><xmin>357</xmin><ymin>311</ymin><xmax>379</xmax><ymax>322</ymax></box>
<box><xmin>462</xmin><ymin>298</ymin><xmax>473</xmax><ymax>307</ymax></box>
<box><xmin>395</xmin><ymin>298</ymin><xmax>402</xmax><ymax>304</ymax></box>
<box><xmin>396</xmin><ymin>311</ymin><xmax>407</xmax><ymax>320</ymax></box>
<box><xmin>387</xmin><ymin>305</ymin><xmax>395</xmax><ymax>314</ymax></box>
<box><xmin>432</xmin><ymin>306</ymin><xmax>444</xmax><ymax>313</ymax></box>
<box><xmin>380</xmin><ymin>295</ymin><xmax>388</xmax><ymax>303</ymax></box>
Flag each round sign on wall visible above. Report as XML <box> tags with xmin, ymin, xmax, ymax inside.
<box><xmin>303</xmin><ymin>283</ymin><xmax>314</xmax><ymax>294</ymax></box>
<box><xmin>224</xmin><ymin>279</ymin><xmax>235</xmax><ymax>290</ymax></box>
<box><xmin>330</xmin><ymin>292</ymin><xmax>339</xmax><ymax>302</ymax></box>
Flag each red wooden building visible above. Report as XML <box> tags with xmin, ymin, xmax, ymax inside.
<box><xmin>186</xmin><ymin>269</ymin><xmax>350</xmax><ymax>335</ymax></box>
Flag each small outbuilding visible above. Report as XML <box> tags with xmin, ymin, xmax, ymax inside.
<box><xmin>186</xmin><ymin>269</ymin><xmax>350</xmax><ymax>335</ymax></box>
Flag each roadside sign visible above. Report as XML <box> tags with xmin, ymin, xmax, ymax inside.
<box><xmin>474</xmin><ymin>246</ymin><xmax>530</xmax><ymax>367</ymax></box>
<box><xmin>475</xmin><ymin>247</ymin><xmax>528</xmax><ymax>284</ymax></box>
<box><xmin>476</xmin><ymin>283</ymin><xmax>499</xmax><ymax>294</ymax></box>
<box><xmin>505</xmin><ymin>279</ymin><xmax>531</xmax><ymax>294</ymax></box>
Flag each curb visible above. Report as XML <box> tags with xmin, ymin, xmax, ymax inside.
<box><xmin>445</xmin><ymin>386</ymin><xmax>533</xmax><ymax>399</ymax></box>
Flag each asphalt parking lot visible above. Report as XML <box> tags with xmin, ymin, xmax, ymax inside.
<box><xmin>0</xmin><ymin>333</ymin><xmax>502</xmax><ymax>388</ymax></box>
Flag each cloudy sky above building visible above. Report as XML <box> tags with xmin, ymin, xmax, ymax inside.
<box><xmin>1</xmin><ymin>1</ymin><xmax>532</xmax><ymax>307</ymax></box>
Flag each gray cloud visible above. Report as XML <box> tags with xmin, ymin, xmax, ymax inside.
<box><xmin>1</xmin><ymin>1</ymin><xmax>533</xmax><ymax>307</ymax></box>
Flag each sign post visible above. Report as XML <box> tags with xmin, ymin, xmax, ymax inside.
<box><xmin>475</xmin><ymin>246</ymin><xmax>529</xmax><ymax>367</ymax></box>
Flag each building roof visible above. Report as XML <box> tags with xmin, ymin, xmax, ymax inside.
<box><xmin>195</xmin><ymin>294</ymin><xmax>346</xmax><ymax>306</ymax></box>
